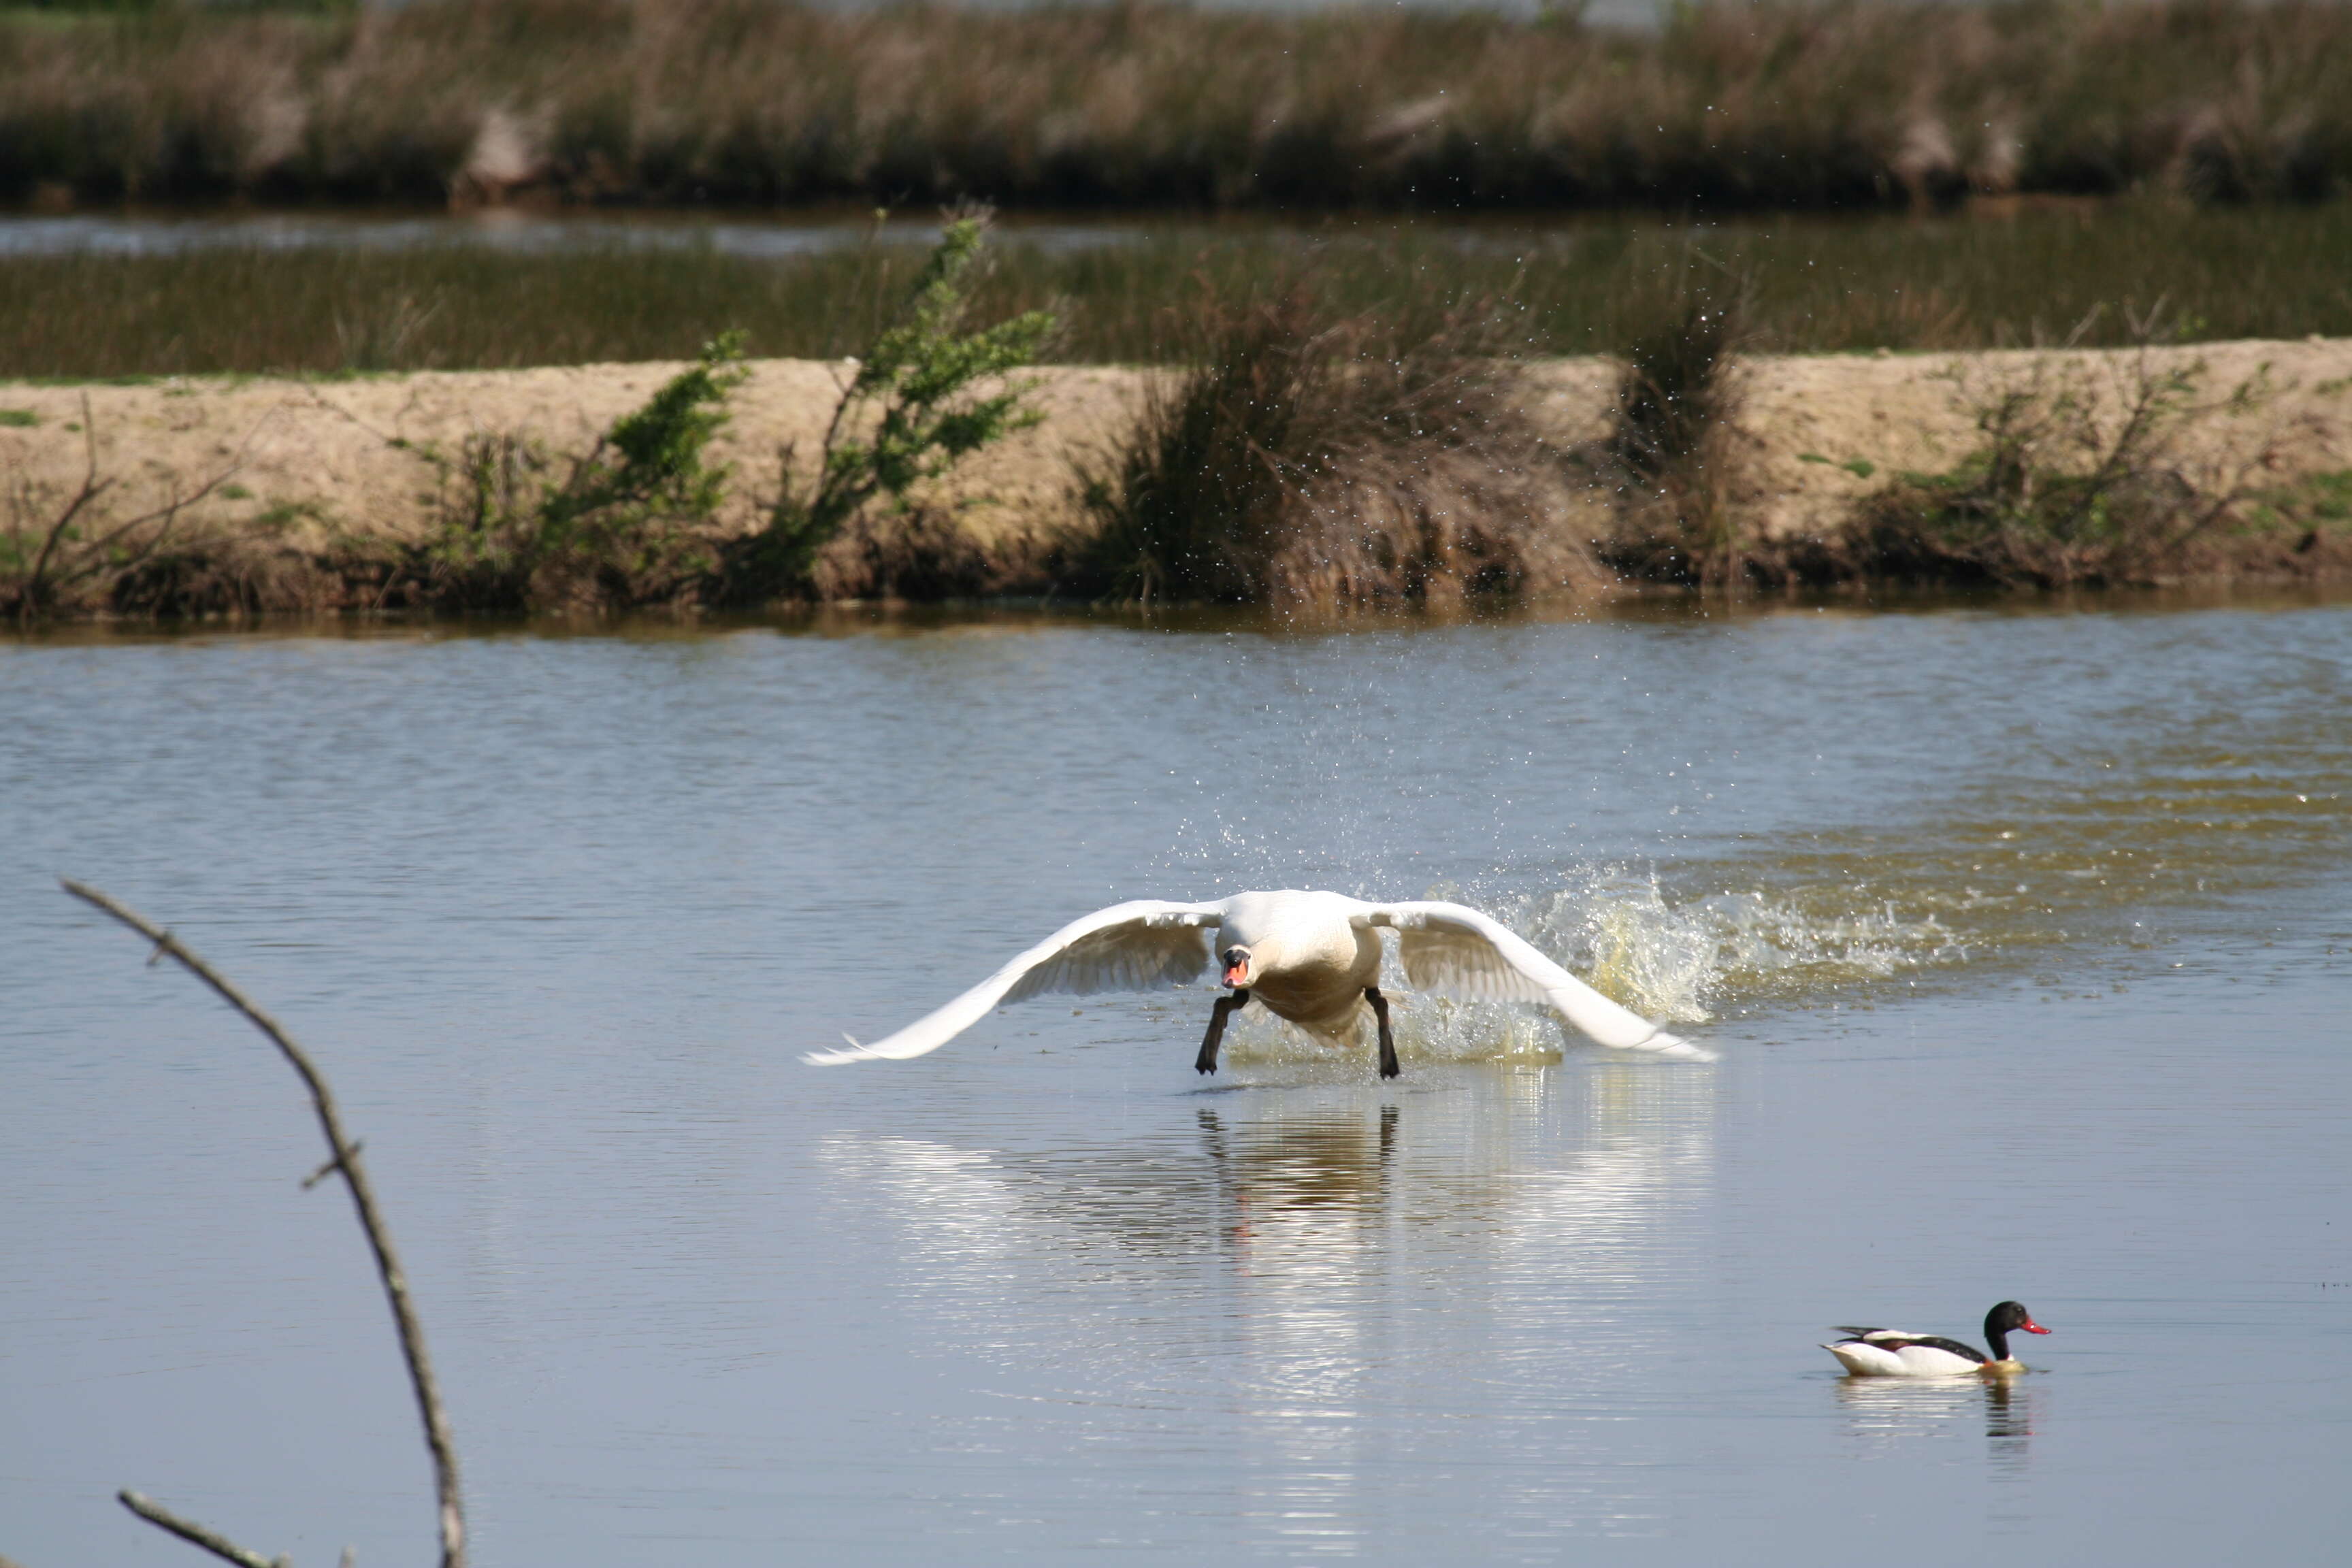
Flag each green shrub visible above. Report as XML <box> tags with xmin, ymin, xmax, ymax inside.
<box><xmin>376</xmin><ymin>331</ymin><xmax>747</xmax><ymax>610</ymax></box>
<box><xmin>1843</xmin><ymin>337</ymin><xmax>2293</xmax><ymax>587</ymax></box>
<box><xmin>734</xmin><ymin>211</ymin><xmax>1054</xmax><ymax>600</ymax></box>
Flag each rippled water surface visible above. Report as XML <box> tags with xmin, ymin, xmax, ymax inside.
<box><xmin>5</xmin><ymin>596</ymin><xmax>2349</xmax><ymax>1566</ymax></box>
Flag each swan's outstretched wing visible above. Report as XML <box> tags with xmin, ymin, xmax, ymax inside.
<box><xmin>1354</xmin><ymin>900</ymin><xmax>1714</xmax><ymax>1061</ymax></box>
<box><xmin>806</xmin><ymin>900</ymin><xmax>1226</xmax><ymax>1066</ymax></box>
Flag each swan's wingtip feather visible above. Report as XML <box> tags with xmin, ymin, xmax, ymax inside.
<box><xmin>801</xmin><ymin>1033</ymin><xmax>870</xmax><ymax>1067</ymax></box>
<box><xmin>1642</xmin><ymin>1028</ymin><xmax>1718</xmax><ymax>1063</ymax></box>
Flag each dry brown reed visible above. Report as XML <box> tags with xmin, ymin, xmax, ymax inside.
<box><xmin>1594</xmin><ymin>266</ymin><xmax>1754</xmax><ymax>586</ymax></box>
<box><xmin>5</xmin><ymin>1</ymin><xmax>2351</xmax><ymax>212</ymax></box>
<box><xmin>1078</xmin><ymin>282</ymin><xmax>1599</xmax><ymax>608</ymax></box>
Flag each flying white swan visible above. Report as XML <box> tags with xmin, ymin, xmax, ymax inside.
<box><xmin>806</xmin><ymin>888</ymin><xmax>1714</xmax><ymax>1077</ymax></box>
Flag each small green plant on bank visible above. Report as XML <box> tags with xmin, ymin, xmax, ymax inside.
<box><xmin>380</xmin><ymin>332</ymin><xmax>747</xmax><ymax>610</ymax></box>
<box><xmin>736</xmin><ymin>210</ymin><xmax>1055</xmax><ymax>598</ymax></box>
<box><xmin>2283</xmin><ymin>469</ymin><xmax>2352</xmax><ymax>524</ymax></box>
<box><xmin>1846</xmin><ymin>325</ymin><xmax>2296</xmax><ymax>588</ymax></box>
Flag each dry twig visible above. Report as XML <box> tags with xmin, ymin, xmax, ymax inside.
<box><xmin>61</xmin><ymin>881</ymin><xmax>466</xmax><ymax>1568</ymax></box>
<box><xmin>14</xmin><ymin>394</ymin><xmax>113</xmax><ymax>624</ymax></box>
<box><xmin>6</xmin><ymin>399</ymin><xmax>284</xmax><ymax>621</ymax></box>
<box><xmin>116</xmin><ymin>1491</ymin><xmax>287</xmax><ymax>1568</ymax></box>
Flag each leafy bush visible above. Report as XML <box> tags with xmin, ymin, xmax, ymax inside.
<box><xmin>1845</xmin><ymin>338</ymin><xmax>2293</xmax><ymax>587</ymax></box>
<box><xmin>372</xmin><ymin>331</ymin><xmax>747</xmax><ymax>610</ymax></box>
<box><xmin>733</xmin><ymin>210</ymin><xmax>1054</xmax><ymax>600</ymax></box>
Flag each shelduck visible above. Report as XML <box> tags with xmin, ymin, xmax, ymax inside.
<box><xmin>1823</xmin><ymin>1301</ymin><xmax>2053</xmax><ymax>1377</ymax></box>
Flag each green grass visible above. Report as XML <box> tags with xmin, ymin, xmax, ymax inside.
<box><xmin>3</xmin><ymin>200</ymin><xmax>2349</xmax><ymax>379</ymax></box>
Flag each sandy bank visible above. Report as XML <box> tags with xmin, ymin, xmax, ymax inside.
<box><xmin>5</xmin><ymin>340</ymin><xmax>2349</xmax><ymax>594</ymax></box>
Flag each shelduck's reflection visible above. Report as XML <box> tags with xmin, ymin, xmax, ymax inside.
<box><xmin>1835</xmin><ymin>1371</ymin><xmax>2042</xmax><ymax>1475</ymax></box>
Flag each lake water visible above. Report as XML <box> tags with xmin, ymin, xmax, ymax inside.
<box><xmin>4</xmin><ymin>595</ymin><xmax>2349</xmax><ymax>1567</ymax></box>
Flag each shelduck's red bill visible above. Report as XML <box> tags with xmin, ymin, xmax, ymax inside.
<box><xmin>2023</xmin><ymin>1319</ymin><xmax>2053</xmax><ymax>1335</ymax></box>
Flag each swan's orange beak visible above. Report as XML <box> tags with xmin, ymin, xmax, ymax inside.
<box><xmin>2023</xmin><ymin>1319</ymin><xmax>2052</xmax><ymax>1335</ymax></box>
<box><xmin>1222</xmin><ymin>958</ymin><xmax>1250</xmax><ymax>987</ymax></box>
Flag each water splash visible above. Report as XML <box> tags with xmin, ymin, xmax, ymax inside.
<box><xmin>1493</xmin><ymin>867</ymin><xmax>1959</xmax><ymax>1022</ymax></box>
<box><xmin>1203</xmin><ymin>864</ymin><xmax>1961</xmax><ymax>1069</ymax></box>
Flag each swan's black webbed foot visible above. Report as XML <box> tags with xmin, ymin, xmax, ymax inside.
<box><xmin>1196</xmin><ymin>987</ymin><xmax>1250</xmax><ymax>1075</ymax></box>
<box><xmin>1367</xmin><ymin>985</ymin><xmax>1399</xmax><ymax>1079</ymax></box>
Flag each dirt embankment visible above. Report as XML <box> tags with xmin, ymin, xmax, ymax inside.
<box><xmin>5</xmin><ymin>339</ymin><xmax>2349</xmax><ymax>598</ymax></box>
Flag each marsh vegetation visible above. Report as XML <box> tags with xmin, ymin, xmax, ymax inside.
<box><xmin>7</xmin><ymin>3</ymin><xmax>2351</xmax><ymax>617</ymax></box>
<box><xmin>5</xmin><ymin>0</ymin><xmax>2349</xmax><ymax>212</ymax></box>
<box><xmin>1830</xmin><ymin>346</ymin><xmax>2350</xmax><ymax>589</ymax></box>
<box><xmin>3</xmin><ymin>215</ymin><xmax>1064</xmax><ymax>617</ymax></box>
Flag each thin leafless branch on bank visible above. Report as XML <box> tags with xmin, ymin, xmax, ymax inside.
<box><xmin>5</xmin><ymin>404</ymin><xmax>280</xmax><ymax>623</ymax></box>
<box><xmin>61</xmin><ymin>880</ymin><xmax>466</xmax><ymax>1568</ymax></box>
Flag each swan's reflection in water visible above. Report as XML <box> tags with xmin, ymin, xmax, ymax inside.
<box><xmin>1834</xmin><ymin>1373</ymin><xmax>2041</xmax><ymax>1479</ymax></box>
<box><xmin>818</xmin><ymin>1064</ymin><xmax>1715</xmax><ymax>1551</ymax></box>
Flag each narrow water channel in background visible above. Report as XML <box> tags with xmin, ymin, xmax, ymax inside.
<box><xmin>3</xmin><ymin>593</ymin><xmax>2348</xmax><ymax>1566</ymax></box>
<box><xmin>0</xmin><ymin>207</ymin><xmax>1156</xmax><ymax>259</ymax></box>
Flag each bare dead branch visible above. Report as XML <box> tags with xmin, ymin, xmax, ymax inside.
<box><xmin>8</xmin><ymin>398</ymin><xmax>290</xmax><ymax>621</ymax></box>
<box><xmin>63</xmin><ymin>881</ymin><xmax>466</xmax><ymax>1568</ymax></box>
<box><xmin>43</xmin><ymin>466</ymin><xmax>244</xmax><ymax>600</ymax></box>
<box><xmin>302</xmin><ymin>1141</ymin><xmax>363</xmax><ymax>1191</ymax></box>
<box><xmin>19</xmin><ymin>393</ymin><xmax>114</xmax><ymax>621</ymax></box>
<box><xmin>116</xmin><ymin>1490</ymin><xmax>287</xmax><ymax>1568</ymax></box>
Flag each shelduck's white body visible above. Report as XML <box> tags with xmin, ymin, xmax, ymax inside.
<box><xmin>1823</xmin><ymin>1303</ymin><xmax>2052</xmax><ymax>1377</ymax></box>
<box><xmin>808</xmin><ymin>889</ymin><xmax>1712</xmax><ymax>1073</ymax></box>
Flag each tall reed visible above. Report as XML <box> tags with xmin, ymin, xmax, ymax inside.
<box><xmin>1599</xmin><ymin>268</ymin><xmax>1753</xmax><ymax>586</ymax></box>
<box><xmin>1077</xmin><ymin>280</ymin><xmax>1595</xmax><ymax>607</ymax></box>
